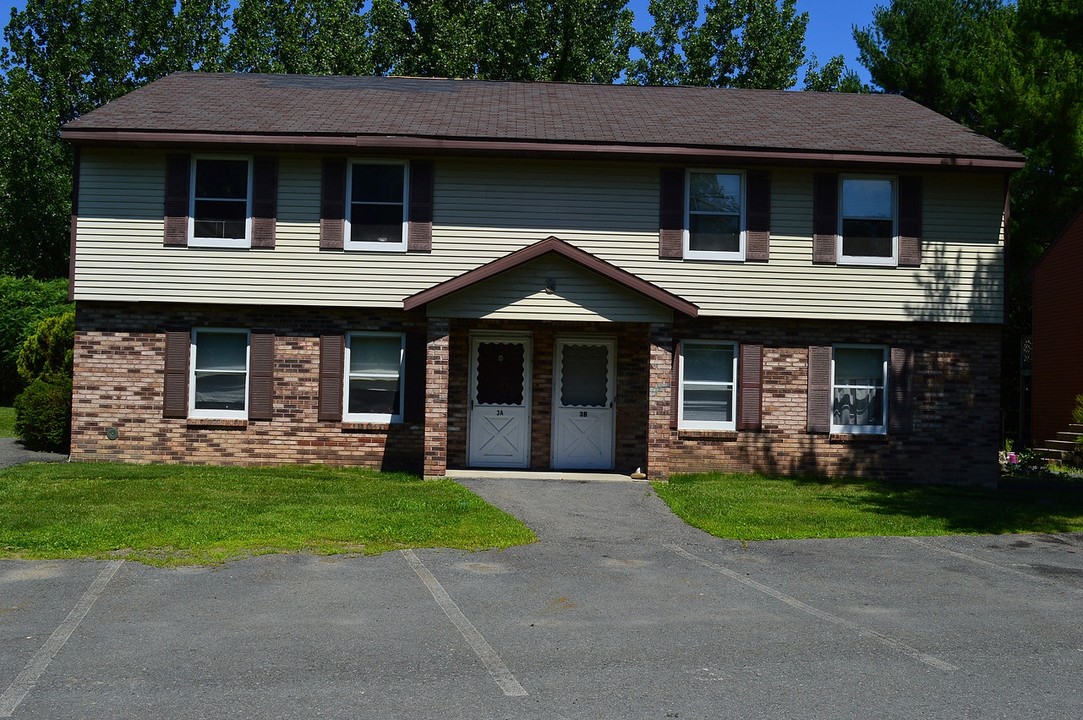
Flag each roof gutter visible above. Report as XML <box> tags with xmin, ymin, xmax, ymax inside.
<box><xmin>60</xmin><ymin>129</ymin><xmax>1027</xmax><ymax>171</ymax></box>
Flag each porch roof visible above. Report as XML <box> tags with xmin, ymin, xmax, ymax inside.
<box><xmin>403</xmin><ymin>237</ymin><xmax>699</xmax><ymax>317</ymax></box>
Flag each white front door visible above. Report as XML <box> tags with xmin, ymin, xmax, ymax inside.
<box><xmin>468</xmin><ymin>335</ymin><xmax>532</xmax><ymax>468</ymax></box>
<box><xmin>552</xmin><ymin>338</ymin><xmax>615</xmax><ymax>470</ymax></box>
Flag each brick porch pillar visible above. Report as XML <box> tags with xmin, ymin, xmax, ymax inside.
<box><xmin>647</xmin><ymin>322</ymin><xmax>673</xmax><ymax>481</ymax></box>
<box><xmin>423</xmin><ymin>317</ymin><xmax>450</xmax><ymax>478</ymax></box>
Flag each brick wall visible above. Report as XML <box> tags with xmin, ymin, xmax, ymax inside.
<box><xmin>660</xmin><ymin>317</ymin><xmax>1002</xmax><ymax>485</ymax></box>
<box><xmin>72</xmin><ymin>302</ymin><xmax>425</xmax><ymax>472</ymax></box>
<box><xmin>74</xmin><ymin>301</ymin><xmax>1000</xmax><ymax>484</ymax></box>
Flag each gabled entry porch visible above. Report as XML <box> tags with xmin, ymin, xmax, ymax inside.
<box><xmin>403</xmin><ymin>237</ymin><xmax>698</xmax><ymax>478</ymax></box>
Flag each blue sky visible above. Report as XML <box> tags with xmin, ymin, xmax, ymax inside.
<box><xmin>0</xmin><ymin>0</ymin><xmax>878</xmax><ymax>85</ymax></box>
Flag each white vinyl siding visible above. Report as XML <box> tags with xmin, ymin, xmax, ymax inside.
<box><xmin>427</xmin><ymin>255</ymin><xmax>672</xmax><ymax>322</ymax></box>
<box><xmin>73</xmin><ymin>150</ymin><xmax>1007</xmax><ymax>323</ymax></box>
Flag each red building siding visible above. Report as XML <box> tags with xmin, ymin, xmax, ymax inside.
<box><xmin>1032</xmin><ymin>208</ymin><xmax>1083</xmax><ymax>447</ymax></box>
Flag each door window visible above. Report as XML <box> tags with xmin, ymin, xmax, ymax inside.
<box><xmin>559</xmin><ymin>344</ymin><xmax>610</xmax><ymax>407</ymax></box>
<box><xmin>475</xmin><ymin>342</ymin><xmax>526</xmax><ymax>405</ymax></box>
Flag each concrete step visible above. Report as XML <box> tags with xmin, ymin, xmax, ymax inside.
<box><xmin>1036</xmin><ymin>448</ymin><xmax>1065</xmax><ymax>461</ymax></box>
<box><xmin>1056</xmin><ymin>432</ymin><xmax>1083</xmax><ymax>443</ymax></box>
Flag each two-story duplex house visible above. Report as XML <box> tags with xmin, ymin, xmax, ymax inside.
<box><xmin>61</xmin><ymin>73</ymin><xmax>1023</xmax><ymax>483</ymax></box>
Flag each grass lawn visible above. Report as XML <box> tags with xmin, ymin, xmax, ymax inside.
<box><xmin>0</xmin><ymin>406</ymin><xmax>14</xmax><ymax>438</ymax></box>
<box><xmin>654</xmin><ymin>472</ymin><xmax>1083</xmax><ymax>541</ymax></box>
<box><xmin>0</xmin><ymin>463</ymin><xmax>535</xmax><ymax>566</ymax></box>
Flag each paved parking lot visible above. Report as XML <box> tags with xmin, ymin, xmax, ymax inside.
<box><xmin>3</xmin><ymin>477</ymin><xmax>1083</xmax><ymax>719</ymax></box>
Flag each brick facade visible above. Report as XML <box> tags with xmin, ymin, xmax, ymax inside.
<box><xmin>661</xmin><ymin>317</ymin><xmax>1001</xmax><ymax>485</ymax></box>
<box><xmin>73</xmin><ymin>301</ymin><xmax>1000</xmax><ymax>484</ymax></box>
<box><xmin>72</xmin><ymin>303</ymin><xmax>427</xmax><ymax>472</ymax></box>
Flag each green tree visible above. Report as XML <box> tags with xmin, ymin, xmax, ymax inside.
<box><xmin>228</xmin><ymin>0</ymin><xmax>371</xmax><ymax>74</ymax></box>
<box><xmin>369</xmin><ymin>1</ymin><xmax>635</xmax><ymax>82</ymax></box>
<box><xmin>17</xmin><ymin>310</ymin><xmax>75</xmax><ymax>383</ymax></box>
<box><xmin>0</xmin><ymin>0</ymin><xmax>230</xmax><ymax>281</ymax></box>
<box><xmin>802</xmin><ymin>54</ymin><xmax>867</xmax><ymax>93</ymax></box>
<box><xmin>627</xmin><ymin>0</ymin><xmax>698</xmax><ymax>85</ymax></box>
<box><xmin>0</xmin><ymin>276</ymin><xmax>71</xmax><ymax>403</ymax></box>
<box><xmin>854</xmin><ymin>0</ymin><xmax>1012</xmax><ymax>132</ymax></box>
<box><xmin>0</xmin><ymin>69</ymin><xmax>71</xmax><ymax>279</ymax></box>
<box><xmin>630</xmin><ymin>0</ymin><xmax>808</xmax><ymax>89</ymax></box>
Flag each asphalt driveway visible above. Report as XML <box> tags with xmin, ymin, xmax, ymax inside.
<box><xmin>0</xmin><ymin>438</ymin><xmax>67</xmax><ymax>469</ymax></box>
<box><xmin>3</xmin><ymin>476</ymin><xmax>1083</xmax><ymax>719</ymax></box>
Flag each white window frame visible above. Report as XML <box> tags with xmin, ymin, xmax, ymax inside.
<box><xmin>189</xmin><ymin>328</ymin><xmax>250</xmax><ymax>420</ymax></box>
<box><xmin>678</xmin><ymin>340</ymin><xmax>738</xmax><ymax>431</ymax></box>
<box><xmin>830</xmin><ymin>344</ymin><xmax>888</xmax><ymax>435</ymax></box>
<box><xmin>837</xmin><ymin>174</ymin><xmax>898</xmax><ymax>267</ymax></box>
<box><xmin>343</xmin><ymin>331</ymin><xmax>405</xmax><ymax>423</ymax></box>
<box><xmin>684</xmin><ymin>169</ymin><xmax>746</xmax><ymax>262</ymax></box>
<box><xmin>344</xmin><ymin>159</ymin><xmax>409</xmax><ymax>252</ymax></box>
<box><xmin>188</xmin><ymin>155</ymin><xmax>253</xmax><ymax>249</ymax></box>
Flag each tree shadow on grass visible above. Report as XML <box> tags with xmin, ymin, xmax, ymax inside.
<box><xmin>791</xmin><ymin>475</ymin><xmax>1083</xmax><ymax>535</ymax></box>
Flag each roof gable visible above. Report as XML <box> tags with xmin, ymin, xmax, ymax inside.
<box><xmin>404</xmin><ymin>237</ymin><xmax>699</xmax><ymax>317</ymax></box>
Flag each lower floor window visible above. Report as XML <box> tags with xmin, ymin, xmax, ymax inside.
<box><xmin>191</xmin><ymin>328</ymin><xmax>249</xmax><ymax>418</ymax></box>
<box><xmin>832</xmin><ymin>345</ymin><xmax>886</xmax><ymax>433</ymax></box>
<box><xmin>679</xmin><ymin>341</ymin><xmax>736</xmax><ymax>430</ymax></box>
<box><xmin>345</xmin><ymin>332</ymin><xmax>404</xmax><ymax>422</ymax></box>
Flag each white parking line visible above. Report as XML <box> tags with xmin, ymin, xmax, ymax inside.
<box><xmin>401</xmin><ymin>550</ymin><xmax>528</xmax><ymax>697</ymax></box>
<box><xmin>0</xmin><ymin>560</ymin><xmax>124</xmax><ymax>717</ymax></box>
<box><xmin>665</xmin><ymin>544</ymin><xmax>957</xmax><ymax>672</ymax></box>
<box><xmin>900</xmin><ymin>536</ymin><xmax>1083</xmax><ymax>592</ymax></box>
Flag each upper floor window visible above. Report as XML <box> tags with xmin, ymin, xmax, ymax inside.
<box><xmin>831</xmin><ymin>345</ymin><xmax>887</xmax><ymax>434</ymax></box>
<box><xmin>346</xmin><ymin>161</ymin><xmax>408</xmax><ymax>251</ymax></box>
<box><xmin>190</xmin><ymin>328</ymin><xmax>250</xmax><ymax>419</ymax></box>
<box><xmin>344</xmin><ymin>332</ymin><xmax>405</xmax><ymax>423</ymax></box>
<box><xmin>685</xmin><ymin>170</ymin><xmax>745</xmax><ymax>261</ymax></box>
<box><xmin>839</xmin><ymin>176</ymin><xmax>896</xmax><ymax>266</ymax></box>
<box><xmin>190</xmin><ymin>157</ymin><xmax>252</xmax><ymax>248</ymax></box>
<box><xmin>679</xmin><ymin>341</ymin><xmax>738</xmax><ymax>430</ymax></box>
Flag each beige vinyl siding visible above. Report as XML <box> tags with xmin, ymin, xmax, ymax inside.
<box><xmin>428</xmin><ymin>255</ymin><xmax>672</xmax><ymax>322</ymax></box>
<box><xmin>74</xmin><ymin>151</ymin><xmax>1005</xmax><ymax>323</ymax></box>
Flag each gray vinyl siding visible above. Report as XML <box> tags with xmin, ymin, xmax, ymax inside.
<box><xmin>74</xmin><ymin>150</ymin><xmax>1006</xmax><ymax>323</ymax></box>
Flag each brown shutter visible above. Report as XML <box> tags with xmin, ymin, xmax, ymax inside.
<box><xmin>248</xmin><ymin>332</ymin><xmax>275</xmax><ymax>421</ymax></box>
<box><xmin>812</xmin><ymin>173</ymin><xmax>838</xmax><ymax>265</ymax></box>
<box><xmin>320</xmin><ymin>158</ymin><xmax>346</xmax><ymax>250</ymax></box>
<box><xmin>163</xmin><ymin>330</ymin><xmax>190</xmax><ymax>418</ymax></box>
<box><xmin>898</xmin><ymin>176</ymin><xmax>923</xmax><ymax>267</ymax></box>
<box><xmin>408</xmin><ymin>160</ymin><xmax>434</xmax><ymax>253</ymax></box>
<box><xmin>745</xmin><ymin>171</ymin><xmax>771</xmax><ymax>262</ymax></box>
<box><xmin>318</xmin><ymin>334</ymin><xmax>345</xmax><ymax>421</ymax></box>
<box><xmin>659</xmin><ymin>168</ymin><xmax>685</xmax><ymax>259</ymax></box>
<box><xmin>164</xmin><ymin>155</ymin><xmax>190</xmax><ymax>247</ymax></box>
<box><xmin>404</xmin><ymin>331</ymin><xmax>427</xmax><ymax>423</ymax></box>
<box><xmin>670</xmin><ymin>339</ymin><xmax>682</xmax><ymax>429</ymax></box>
<box><xmin>737</xmin><ymin>343</ymin><xmax>763</xmax><ymax>431</ymax></box>
<box><xmin>251</xmin><ymin>157</ymin><xmax>278</xmax><ymax>249</ymax></box>
<box><xmin>889</xmin><ymin>346</ymin><xmax>914</xmax><ymax>434</ymax></box>
<box><xmin>807</xmin><ymin>345</ymin><xmax>832</xmax><ymax>433</ymax></box>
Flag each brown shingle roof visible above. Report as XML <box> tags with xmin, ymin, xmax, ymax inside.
<box><xmin>62</xmin><ymin>72</ymin><xmax>1022</xmax><ymax>166</ymax></box>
